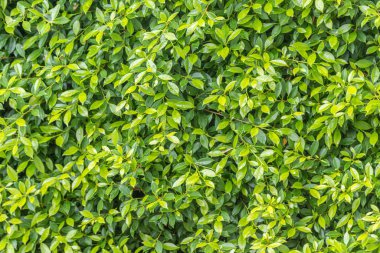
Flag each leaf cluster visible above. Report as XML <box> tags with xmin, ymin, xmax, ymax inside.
<box><xmin>1</xmin><ymin>0</ymin><xmax>380</xmax><ymax>252</ymax></box>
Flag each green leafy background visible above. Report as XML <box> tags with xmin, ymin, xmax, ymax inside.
<box><xmin>1</xmin><ymin>0</ymin><xmax>380</xmax><ymax>252</ymax></box>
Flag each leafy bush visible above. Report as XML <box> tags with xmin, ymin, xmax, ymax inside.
<box><xmin>1</xmin><ymin>0</ymin><xmax>380</xmax><ymax>252</ymax></box>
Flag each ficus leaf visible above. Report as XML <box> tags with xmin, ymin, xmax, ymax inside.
<box><xmin>1</xmin><ymin>0</ymin><xmax>379</xmax><ymax>251</ymax></box>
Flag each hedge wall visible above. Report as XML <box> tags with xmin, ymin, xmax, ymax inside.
<box><xmin>1</xmin><ymin>0</ymin><xmax>380</xmax><ymax>252</ymax></box>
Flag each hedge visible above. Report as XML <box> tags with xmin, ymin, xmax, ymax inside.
<box><xmin>1</xmin><ymin>0</ymin><xmax>380</xmax><ymax>252</ymax></box>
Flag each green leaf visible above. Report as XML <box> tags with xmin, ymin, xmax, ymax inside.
<box><xmin>309</xmin><ymin>189</ymin><xmax>320</xmax><ymax>199</ymax></box>
<box><xmin>158</xmin><ymin>74</ymin><xmax>173</xmax><ymax>81</ymax></box>
<box><xmin>167</xmin><ymin>100</ymin><xmax>194</xmax><ymax>110</ymax></box>
<box><xmin>355</xmin><ymin>59</ymin><xmax>372</xmax><ymax>68</ymax></box>
<box><xmin>80</xmin><ymin>210</ymin><xmax>93</xmax><ymax>218</ymax></box>
<box><xmin>347</xmin><ymin>86</ymin><xmax>357</xmax><ymax>95</ymax></box>
<box><xmin>23</xmin><ymin>36</ymin><xmax>39</xmax><ymax>50</ymax></box>
<box><xmin>34</xmin><ymin>155</ymin><xmax>45</xmax><ymax>173</ymax></box>
<box><xmin>173</xmin><ymin>174</ymin><xmax>187</xmax><ymax>187</ymax></box>
<box><xmin>218</xmin><ymin>47</ymin><xmax>229</xmax><ymax>59</ymax></box>
<box><xmin>268</xmin><ymin>132</ymin><xmax>280</xmax><ymax>145</ymax></box>
<box><xmin>164</xmin><ymin>32</ymin><xmax>177</xmax><ymax>41</ymax></box>
<box><xmin>7</xmin><ymin>166</ymin><xmax>18</xmax><ymax>181</ymax></box>
<box><xmin>167</xmin><ymin>135</ymin><xmax>180</xmax><ymax>144</ymax></box>
<box><xmin>315</xmin><ymin>0</ymin><xmax>324</xmax><ymax>12</ymax></box>
<box><xmin>321</xmin><ymin>51</ymin><xmax>335</xmax><ymax>62</ymax></box>
<box><xmin>270</xmin><ymin>59</ymin><xmax>288</xmax><ymax>67</ymax></box>
<box><xmin>63</xmin><ymin>146</ymin><xmax>79</xmax><ymax>156</ymax></box>
<box><xmin>82</xmin><ymin>0</ymin><xmax>93</xmax><ymax>14</ymax></box>
<box><xmin>167</xmin><ymin>82</ymin><xmax>180</xmax><ymax>95</ymax></box>
<box><xmin>253</xmin><ymin>18</ymin><xmax>262</xmax><ymax>32</ymax></box>
<box><xmin>354</xmin><ymin>121</ymin><xmax>371</xmax><ymax>130</ymax></box>
<box><xmin>73</xmin><ymin>20</ymin><xmax>80</xmax><ymax>35</ymax></box>
<box><xmin>370</xmin><ymin>132</ymin><xmax>378</xmax><ymax>146</ymax></box>
<box><xmin>16</xmin><ymin>118</ymin><xmax>26</xmax><ymax>127</ymax></box>
<box><xmin>163</xmin><ymin>243</ymin><xmax>179</xmax><ymax>250</ymax></box>
<box><xmin>191</xmin><ymin>79</ymin><xmax>204</xmax><ymax>89</ymax></box>
<box><xmin>40</xmin><ymin>243</ymin><xmax>51</xmax><ymax>253</ymax></box>
<box><xmin>336</xmin><ymin>214</ymin><xmax>351</xmax><ymax>228</ymax></box>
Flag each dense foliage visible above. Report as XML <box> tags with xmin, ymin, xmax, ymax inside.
<box><xmin>1</xmin><ymin>0</ymin><xmax>380</xmax><ymax>252</ymax></box>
